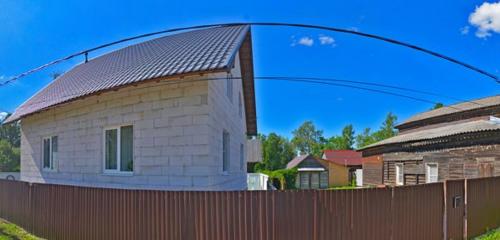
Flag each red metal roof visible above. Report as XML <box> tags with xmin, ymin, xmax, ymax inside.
<box><xmin>5</xmin><ymin>25</ymin><xmax>251</xmax><ymax>124</ymax></box>
<box><xmin>322</xmin><ymin>150</ymin><xmax>363</xmax><ymax>166</ymax></box>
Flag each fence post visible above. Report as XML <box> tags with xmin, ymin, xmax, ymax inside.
<box><xmin>443</xmin><ymin>180</ymin><xmax>447</xmax><ymax>240</ymax></box>
<box><xmin>463</xmin><ymin>179</ymin><xmax>468</xmax><ymax>240</ymax></box>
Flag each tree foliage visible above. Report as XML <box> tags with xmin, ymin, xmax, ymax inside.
<box><xmin>256</xmin><ymin>133</ymin><xmax>295</xmax><ymax>171</ymax></box>
<box><xmin>291</xmin><ymin>121</ymin><xmax>324</xmax><ymax>156</ymax></box>
<box><xmin>0</xmin><ymin>115</ymin><xmax>21</xmax><ymax>171</ymax></box>
<box><xmin>356</xmin><ymin>112</ymin><xmax>398</xmax><ymax>148</ymax></box>
<box><xmin>0</xmin><ymin>140</ymin><xmax>20</xmax><ymax>172</ymax></box>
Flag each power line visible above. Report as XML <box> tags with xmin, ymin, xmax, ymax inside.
<box><xmin>0</xmin><ymin>22</ymin><xmax>498</xmax><ymax>87</ymax></box>
<box><xmin>9</xmin><ymin>76</ymin><xmax>463</xmax><ymax>115</ymax></box>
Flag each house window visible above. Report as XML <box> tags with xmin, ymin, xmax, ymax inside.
<box><xmin>426</xmin><ymin>163</ymin><xmax>438</xmax><ymax>183</ymax></box>
<box><xmin>240</xmin><ymin>143</ymin><xmax>244</xmax><ymax>171</ymax></box>
<box><xmin>104</xmin><ymin>125</ymin><xmax>133</xmax><ymax>173</ymax></box>
<box><xmin>395</xmin><ymin>163</ymin><xmax>404</xmax><ymax>186</ymax></box>
<box><xmin>222</xmin><ymin>130</ymin><xmax>230</xmax><ymax>173</ymax></box>
<box><xmin>42</xmin><ymin>136</ymin><xmax>58</xmax><ymax>170</ymax></box>
<box><xmin>238</xmin><ymin>92</ymin><xmax>243</xmax><ymax>118</ymax></box>
<box><xmin>320</xmin><ymin>171</ymin><xmax>329</xmax><ymax>188</ymax></box>
<box><xmin>226</xmin><ymin>74</ymin><xmax>233</xmax><ymax>102</ymax></box>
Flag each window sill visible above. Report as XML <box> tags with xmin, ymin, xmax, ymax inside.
<box><xmin>42</xmin><ymin>168</ymin><xmax>57</xmax><ymax>173</ymax></box>
<box><xmin>221</xmin><ymin>171</ymin><xmax>229</xmax><ymax>176</ymax></box>
<box><xmin>103</xmin><ymin>171</ymin><xmax>134</xmax><ymax>177</ymax></box>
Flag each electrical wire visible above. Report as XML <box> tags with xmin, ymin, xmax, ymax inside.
<box><xmin>7</xmin><ymin>76</ymin><xmax>463</xmax><ymax>116</ymax></box>
<box><xmin>0</xmin><ymin>22</ymin><xmax>498</xmax><ymax>87</ymax></box>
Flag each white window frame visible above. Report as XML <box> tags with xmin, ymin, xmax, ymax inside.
<box><xmin>222</xmin><ymin>130</ymin><xmax>230</xmax><ymax>174</ymax></box>
<box><xmin>395</xmin><ymin>163</ymin><xmax>404</xmax><ymax>186</ymax></box>
<box><xmin>103</xmin><ymin>125</ymin><xmax>134</xmax><ymax>175</ymax></box>
<box><xmin>425</xmin><ymin>163</ymin><xmax>439</xmax><ymax>183</ymax></box>
<box><xmin>42</xmin><ymin>136</ymin><xmax>58</xmax><ymax>172</ymax></box>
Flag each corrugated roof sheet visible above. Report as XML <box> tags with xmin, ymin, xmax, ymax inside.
<box><xmin>361</xmin><ymin>119</ymin><xmax>500</xmax><ymax>149</ymax></box>
<box><xmin>397</xmin><ymin>95</ymin><xmax>500</xmax><ymax>127</ymax></box>
<box><xmin>322</xmin><ymin>150</ymin><xmax>363</xmax><ymax>166</ymax></box>
<box><xmin>6</xmin><ymin>25</ymin><xmax>250</xmax><ymax>123</ymax></box>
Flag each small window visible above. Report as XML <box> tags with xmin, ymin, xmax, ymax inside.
<box><xmin>226</xmin><ymin>74</ymin><xmax>233</xmax><ymax>102</ymax></box>
<box><xmin>222</xmin><ymin>131</ymin><xmax>230</xmax><ymax>173</ymax></box>
<box><xmin>426</xmin><ymin>163</ymin><xmax>438</xmax><ymax>183</ymax></box>
<box><xmin>240</xmin><ymin>143</ymin><xmax>244</xmax><ymax>171</ymax></box>
<box><xmin>104</xmin><ymin>126</ymin><xmax>133</xmax><ymax>173</ymax></box>
<box><xmin>238</xmin><ymin>92</ymin><xmax>243</xmax><ymax>118</ymax></box>
<box><xmin>395</xmin><ymin>163</ymin><xmax>404</xmax><ymax>186</ymax></box>
<box><xmin>42</xmin><ymin>136</ymin><xmax>58</xmax><ymax>170</ymax></box>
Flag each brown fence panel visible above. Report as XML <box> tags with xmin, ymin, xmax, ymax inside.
<box><xmin>392</xmin><ymin>183</ymin><xmax>444</xmax><ymax>240</ymax></box>
<box><xmin>446</xmin><ymin>179</ymin><xmax>465</xmax><ymax>240</ymax></box>
<box><xmin>467</xmin><ymin>176</ymin><xmax>500</xmax><ymax>238</ymax></box>
<box><xmin>0</xmin><ymin>178</ymin><xmax>499</xmax><ymax>239</ymax></box>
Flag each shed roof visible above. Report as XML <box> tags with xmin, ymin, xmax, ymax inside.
<box><xmin>5</xmin><ymin>25</ymin><xmax>257</xmax><ymax>135</ymax></box>
<box><xmin>361</xmin><ymin>119</ymin><xmax>500</xmax><ymax>150</ymax></box>
<box><xmin>396</xmin><ymin>95</ymin><xmax>500</xmax><ymax>128</ymax></box>
<box><xmin>322</xmin><ymin>150</ymin><xmax>363</xmax><ymax>166</ymax></box>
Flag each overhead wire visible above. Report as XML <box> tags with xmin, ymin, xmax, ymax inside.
<box><xmin>0</xmin><ymin>22</ymin><xmax>498</xmax><ymax>87</ymax></box>
<box><xmin>8</xmin><ymin>76</ymin><xmax>464</xmax><ymax>114</ymax></box>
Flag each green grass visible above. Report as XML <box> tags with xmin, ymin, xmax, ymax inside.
<box><xmin>476</xmin><ymin>228</ymin><xmax>500</xmax><ymax>240</ymax></box>
<box><xmin>328</xmin><ymin>185</ymin><xmax>358</xmax><ymax>190</ymax></box>
<box><xmin>0</xmin><ymin>219</ymin><xmax>40</xmax><ymax>240</ymax></box>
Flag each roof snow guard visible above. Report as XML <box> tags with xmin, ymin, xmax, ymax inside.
<box><xmin>5</xmin><ymin>25</ymin><xmax>257</xmax><ymax>135</ymax></box>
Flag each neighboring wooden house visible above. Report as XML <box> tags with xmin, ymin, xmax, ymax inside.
<box><xmin>4</xmin><ymin>26</ymin><xmax>258</xmax><ymax>190</ymax></box>
<box><xmin>360</xmin><ymin>95</ymin><xmax>500</xmax><ymax>186</ymax></box>
<box><xmin>287</xmin><ymin>154</ymin><xmax>328</xmax><ymax>189</ymax></box>
<box><xmin>321</xmin><ymin>150</ymin><xmax>363</xmax><ymax>186</ymax></box>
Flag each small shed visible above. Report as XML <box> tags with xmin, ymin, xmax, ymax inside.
<box><xmin>287</xmin><ymin>154</ymin><xmax>328</xmax><ymax>189</ymax></box>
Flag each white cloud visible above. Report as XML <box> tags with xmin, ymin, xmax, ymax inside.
<box><xmin>298</xmin><ymin>36</ymin><xmax>314</xmax><ymax>46</ymax></box>
<box><xmin>318</xmin><ymin>35</ymin><xmax>336</xmax><ymax>46</ymax></box>
<box><xmin>460</xmin><ymin>26</ymin><xmax>470</xmax><ymax>35</ymax></box>
<box><xmin>469</xmin><ymin>1</ymin><xmax>500</xmax><ymax>38</ymax></box>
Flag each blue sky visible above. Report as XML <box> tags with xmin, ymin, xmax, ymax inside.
<box><xmin>0</xmin><ymin>0</ymin><xmax>499</xmax><ymax>138</ymax></box>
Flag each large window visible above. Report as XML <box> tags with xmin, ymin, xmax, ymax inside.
<box><xmin>395</xmin><ymin>163</ymin><xmax>404</xmax><ymax>186</ymax></box>
<box><xmin>222</xmin><ymin>130</ymin><xmax>230</xmax><ymax>173</ymax></box>
<box><xmin>426</xmin><ymin>163</ymin><xmax>438</xmax><ymax>183</ymax></box>
<box><xmin>42</xmin><ymin>136</ymin><xmax>58</xmax><ymax>170</ymax></box>
<box><xmin>104</xmin><ymin>125</ymin><xmax>133</xmax><ymax>173</ymax></box>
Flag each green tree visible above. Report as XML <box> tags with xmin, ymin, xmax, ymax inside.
<box><xmin>257</xmin><ymin>133</ymin><xmax>295</xmax><ymax>171</ymax></box>
<box><xmin>0</xmin><ymin>118</ymin><xmax>20</xmax><ymax>147</ymax></box>
<box><xmin>291</xmin><ymin>121</ymin><xmax>324</xmax><ymax>156</ymax></box>
<box><xmin>355</xmin><ymin>128</ymin><xmax>376</xmax><ymax>148</ymax></box>
<box><xmin>372</xmin><ymin>112</ymin><xmax>398</xmax><ymax>141</ymax></box>
<box><xmin>0</xmin><ymin>140</ymin><xmax>20</xmax><ymax>172</ymax></box>
<box><xmin>324</xmin><ymin>124</ymin><xmax>355</xmax><ymax>150</ymax></box>
<box><xmin>355</xmin><ymin>113</ymin><xmax>398</xmax><ymax>148</ymax></box>
<box><xmin>432</xmin><ymin>103</ymin><xmax>444</xmax><ymax>110</ymax></box>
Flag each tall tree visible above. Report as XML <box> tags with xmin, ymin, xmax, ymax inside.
<box><xmin>0</xmin><ymin>116</ymin><xmax>20</xmax><ymax>147</ymax></box>
<box><xmin>258</xmin><ymin>133</ymin><xmax>295</xmax><ymax>171</ymax></box>
<box><xmin>324</xmin><ymin>124</ymin><xmax>355</xmax><ymax>150</ymax></box>
<box><xmin>372</xmin><ymin>112</ymin><xmax>398</xmax><ymax>141</ymax></box>
<box><xmin>0</xmin><ymin>140</ymin><xmax>20</xmax><ymax>172</ymax></box>
<box><xmin>291</xmin><ymin>121</ymin><xmax>324</xmax><ymax>156</ymax></box>
<box><xmin>356</xmin><ymin>128</ymin><xmax>376</xmax><ymax>148</ymax></box>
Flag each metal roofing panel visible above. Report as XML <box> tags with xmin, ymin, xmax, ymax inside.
<box><xmin>6</xmin><ymin>25</ymin><xmax>250</xmax><ymax>123</ymax></box>
<box><xmin>397</xmin><ymin>95</ymin><xmax>500</xmax><ymax>127</ymax></box>
<box><xmin>361</xmin><ymin>119</ymin><xmax>500</xmax><ymax>149</ymax></box>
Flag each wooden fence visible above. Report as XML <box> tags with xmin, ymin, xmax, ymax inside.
<box><xmin>0</xmin><ymin>177</ymin><xmax>498</xmax><ymax>240</ymax></box>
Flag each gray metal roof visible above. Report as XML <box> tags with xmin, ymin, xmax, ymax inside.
<box><xmin>361</xmin><ymin>119</ymin><xmax>500</xmax><ymax>149</ymax></box>
<box><xmin>397</xmin><ymin>95</ymin><xmax>500</xmax><ymax>127</ymax></box>
<box><xmin>6</xmin><ymin>25</ymin><xmax>250</xmax><ymax>123</ymax></box>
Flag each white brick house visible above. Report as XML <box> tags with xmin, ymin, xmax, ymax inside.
<box><xmin>5</xmin><ymin>25</ymin><xmax>258</xmax><ymax>190</ymax></box>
